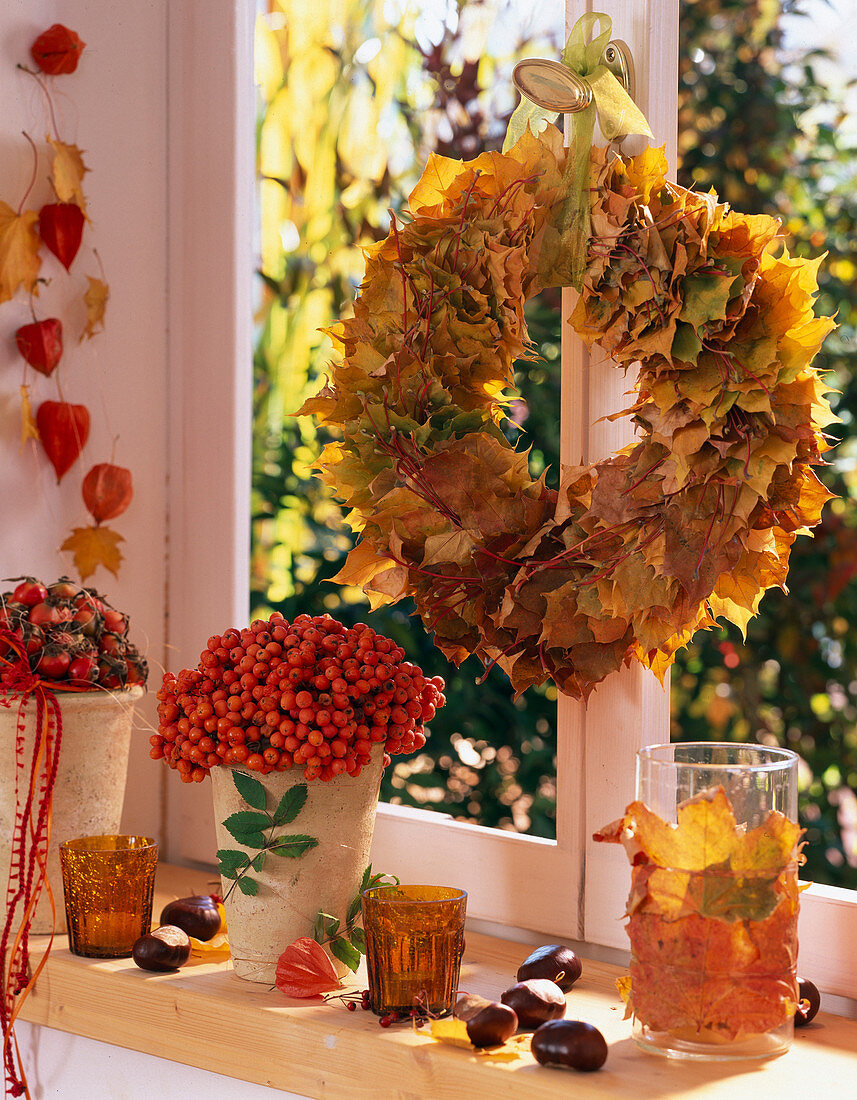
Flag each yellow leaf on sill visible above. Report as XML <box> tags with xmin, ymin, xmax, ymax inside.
<box><xmin>189</xmin><ymin>931</ymin><xmax>230</xmax><ymax>959</ymax></box>
<box><xmin>429</xmin><ymin>1017</ymin><xmax>472</xmax><ymax>1048</ymax></box>
<box><xmin>427</xmin><ymin>1016</ymin><xmax>524</xmax><ymax>1060</ymax></box>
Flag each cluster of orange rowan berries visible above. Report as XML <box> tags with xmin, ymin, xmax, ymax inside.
<box><xmin>150</xmin><ymin>613</ymin><xmax>445</xmax><ymax>783</ymax></box>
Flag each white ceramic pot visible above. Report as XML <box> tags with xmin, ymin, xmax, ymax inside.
<box><xmin>211</xmin><ymin>749</ymin><xmax>384</xmax><ymax>984</ymax></box>
<box><xmin>0</xmin><ymin>686</ymin><xmax>143</xmax><ymax>933</ymax></box>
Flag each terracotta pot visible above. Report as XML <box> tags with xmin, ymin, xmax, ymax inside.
<box><xmin>0</xmin><ymin>686</ymin><xmax>143</xmax><ymax>933</ymax></box>
<box><xmin>211</xmin><ymin>749</ymin><xmax>384</xmax><ymax>984</ymax></box>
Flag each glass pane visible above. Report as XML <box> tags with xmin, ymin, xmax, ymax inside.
<box><xmin>252</xmin><ymin>0</ymin><xmax>563</xmax><ymax>837</ymax></box>
<box><xmin>671</xmin><ymin>0</ymin><xmax>857</xmax><ymax>891</ymax></box>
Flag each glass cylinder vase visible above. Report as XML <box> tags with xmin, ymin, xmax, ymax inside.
<box><xmin>630</xmin><ymin>742</ymin><xmax>800</xmax><ymax>1061</ymax></box>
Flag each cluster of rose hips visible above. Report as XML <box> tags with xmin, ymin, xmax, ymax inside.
<box><xmin>333</xmin><ymin>988</ymin><xmax>430</xmax><ymax>1028</ymax></box>
<box><xmin>151</xmin><ymin>613</ymin><xmax>446</xmax><ymax>783</ymax></box>
<box><xmin>0</xmin><ymin>575</ymin><xmax>148</xmax><ymax>690</ymax></box>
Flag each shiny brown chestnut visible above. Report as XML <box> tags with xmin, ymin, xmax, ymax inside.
<box><xmin>159</xmin><ymin>895</ymin><xmax>221</xmax><ymax>941</ymax></box>
<box><xmin>466</xmin><ymin>1002</ymin><xmax>518</xmax><ymax>1048</ymax></box>
<box><xmin>500</xmin><ymin>978</ymin><xmax>566</xmax><ymax>1029</ymax></box>
<box><xmin>531</xmin><ymin>1020</ymin><xmax>608</xmax><ymax>1071</ymax></box>
<box><xmin>453</xmin><ymin>992</ymin><xmax>494</xmax><ymax>1021</ymax></box>
<box><xmin>794</xmin><ymin>977</ymin><xmax>821</xmax><ymax>1026</ymax></box>
<box><xmin>132</xmin><ymin>926</ymin><xmax>192</xmax><ymax>972</ymax></box>
<box><xmin>516</xmin><ymin>944</ymin><xmax>582</xmax><ymax>992</ymax></box>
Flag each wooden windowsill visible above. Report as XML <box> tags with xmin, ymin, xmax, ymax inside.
<box><xmin>18</xmin><ymin>863</ymin><xmax>857</xmax><ymax>1099</ymax></box>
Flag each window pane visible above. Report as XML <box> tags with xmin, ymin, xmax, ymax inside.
<box><xmin>252</xmin><ymin>0</ymin><xmax>562</xmax><ymax>836</ymax></box>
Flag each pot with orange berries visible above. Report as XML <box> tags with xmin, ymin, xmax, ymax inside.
<box><xmin>151</xmin><ymin>612</ymin><xmax>445</xmax><ymax>984</ymax></box>
<box><xmin>0</xmin><ymin>576</ymin><xmax>147</xmax><ymax>934</ymax></box>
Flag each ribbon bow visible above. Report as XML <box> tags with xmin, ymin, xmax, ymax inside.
<box><xmin>0</xmin><ymin>629</ymin><xmax>81</xmax><ymax>1097</ymax></box>
<box><xmin>504</xmin><ymin>12</ymin><xmax>653</xmax><ymax>289</ymax></box>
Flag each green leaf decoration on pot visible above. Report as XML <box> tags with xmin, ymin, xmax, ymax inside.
<box><xmin>231</xmin><ymin>770</ymin><xmax>267</xmax><ymax>811</ymax></box>
<box><xmin>268</xmin><ymin>834</ymin><xmax>318</xmax><ymax>858</ymax></box>
<box><xmin>217</xmin><ymin>774</ymin><xmax>318</xmax><ymax>900</ymax></box>
<box><xmin>222</xmin><ymin>810</ymin><xmax>271</xmax><ymax>845</ymax></box>
<box><xmin>273</xmin><ymin>785</ymin><xmax>308</xmax><ymax>826</ymax></box>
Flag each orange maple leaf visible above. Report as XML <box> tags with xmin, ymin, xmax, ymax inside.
<box><xmin>595</xmin><ymin>788</ymin><xmax>802</xmax><ymax>1042</ymax></box>
<box><xmin>0</xmin><ymin>201</ymin><xmax>41</xmax><ymax>304</ymax></box>
<box><xmin>61</xmin><ymin>524</ymin><xmax>124</xmax><ymax>581</ymax></box>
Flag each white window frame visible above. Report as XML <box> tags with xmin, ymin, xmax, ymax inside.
<box><xmin>164</xmin><ymin>0</ymin><xmax>857</xmax><ymax>1003</ymax></box>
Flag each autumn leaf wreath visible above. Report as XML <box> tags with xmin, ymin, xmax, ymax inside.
<box><xmin>300</xmin><ymin>125</ymin><xmax>835</xmax><ymax>700</ymax></box>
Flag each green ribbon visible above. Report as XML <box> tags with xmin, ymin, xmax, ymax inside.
<box><xmin>503</xmin><ymin>12</ymin><xmax>653</xmax><ymax>290</ymax></box>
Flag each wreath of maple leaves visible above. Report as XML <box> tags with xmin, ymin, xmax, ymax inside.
<box><xmin>300</xmin><ymin>125</ymin><xmax>835</xmax><ymax>700</ymax></box>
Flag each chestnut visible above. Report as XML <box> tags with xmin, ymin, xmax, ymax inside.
<box><xmin>159</xmin><ymin>894</ymin><xmax>221</xmax><ymax>941</ymax></box>
<box><xmin>531</xmin><ymin>1019</ymin><xmax>608</xmax><ymax>1071</ymax></box>
<box><xmin>453</xmin><ymin>993</ymin><xmax>493</xmax><ymax>1021</ymax></box>
<box><xmin>500</xmin><ymin>978</ymin><xmax>566</xmax><ymax>1029</ymax></box>
<box><xmin>132</xmin><ymin>925</ymin><xmax>191</xmax><ymax>972</ymax></box>
<box><xmin>516</xmin><ymin>944</ymin><xmax>582</xmax><ymax>992</ymax></box>
<box><xmin>466</xmin><ymin>1002</ymin><xmax>518</xmax><ymax>1048</ymax></box>
<box><xmin>795</xmin><ymin>977</ymin><xmax>821</xmax><ymax>1026</ymax></box>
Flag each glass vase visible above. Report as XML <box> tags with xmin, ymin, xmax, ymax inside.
<box><xmin>631</xmin><ymin>742</ymin><xmax>800</xmax><ymax>1061</ymax></box>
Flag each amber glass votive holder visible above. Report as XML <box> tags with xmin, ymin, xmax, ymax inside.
<box><xmin>59</xmin><ymin>835</ymin><xmax>158</xmax><ymax>958</ymax></box>
<box><xmin>361</xmin><ymin>884</ymin><xmax>467</xmax><ymax>1016</ymax></box>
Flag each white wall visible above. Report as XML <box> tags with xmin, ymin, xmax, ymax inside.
<box><xmin>0</xmin><ymin>0</ymin><xmax>254</xmax><ymax>857</ymax></box>
<box><xmin>0</xmin><ymin>1</ymin><xmax>170</xmax><ymax>840</ymax></box>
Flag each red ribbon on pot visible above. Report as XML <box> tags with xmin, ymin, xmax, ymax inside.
<box><xmin>0</xmin><ymin>630</ymin><xmax>91</xmax><ymax>1097</ymax></box>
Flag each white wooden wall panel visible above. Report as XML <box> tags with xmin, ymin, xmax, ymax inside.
<box><xmin>0</xmin><ymin>0</ymin><xmax>170</xmax><ymax>845</ymax></box>
<box><xmin>164</xmin><ymin>1</ymin><xmax>256</xmax><ymax>864</ymax></box>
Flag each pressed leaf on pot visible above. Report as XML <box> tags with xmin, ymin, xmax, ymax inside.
<box><xmin>0</xmin><ymin>202</ymin><xmax>41</xmax><ymax>303</ymax></box>
<box><xmin>15</xmin><ymin>317</ymin><xmax>63</xmax><ymax>375</ymax></box>
<box><xmin>60</xmin><ymin>524</ymin><xmax>124</xmax><ymax>580</ymax></box>
<box><xmin>81</xmin><ymin>276</ymin><xmax>108</xmax><ymax>339</ymax></box>
<box><xmin>82</xmin><ymin>463</ymin><xmax>133</xmax><ymax>523</ymax></box>
<box><xmin>31</xmin><ymin>24</ymin><xmax>86</xmax><ymax>75</ymax></box>
<box><xmin>231</xmin><ymin>770</ymin><xmax>268</xmax><ymax>811</ymax></box>
<box><xmin>222</xmin><ymin>810</ymin><xmax>271</xmax><ymax>846</ymax></box>
<box><xmin>273</xmin><ymin>783</ymin><xmax>308</xmax><ymax>825</ymax></box>
<box><xmin>39</xmin><ymin>202</ymin><xmax>85</xmax><ymax>271</ymax></box>
<box><xmin>268</xmin><ymin>834</ymin><xmax>318</xmax><ymax>858</ymax></box>
<box><xmin>36</xmin><ymin>399</ymin><xmax>90</xmax><ymax>481</ymax></box>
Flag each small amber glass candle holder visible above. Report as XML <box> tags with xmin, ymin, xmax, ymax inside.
<box><xmin>362</xmin><ymin>884</ymin><xmax>467</xmax><ymax>1016</ymax></box>
<box><xmin>59</xmin><ymin>835</ymin><xmax>158</xmax><ymax>958</ymax></box>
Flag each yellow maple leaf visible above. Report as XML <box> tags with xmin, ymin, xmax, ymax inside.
<box><xmin>61</xmin><ymin>524</ymin><xmax>125</xmax><ymax>581</ymax></box>
<box><xmin>48</xmin><ymin>138</ymin><xmax>89</xmax><ymax>211</ymax></box>
<box><xmin>81</xmin><ymin>276</ymin><xmax>109</xmax><ymax>340</ymax></box>
<box><xmin>188</xmin><ymin>931</ymin><xmax>230</xmax><ymax>959</ymax></box>
<box><xmin>622</xmin><ymin>144</ymin><xmax>668</xmax><ymax>204</ymax></box>
<box><xmin>19</xmin><ymin>385</ymin><xmax>40</xmax><ymax>451</ymax></box>
<box><xmin>427</xmin><ymin>1016</ymin><xmax>522</xmax><ymax>1059</ymax></box>
<box><xmin>0</xmin><ymin>201</ymin><xmax>41</xmax><ymax>304</ymax></box>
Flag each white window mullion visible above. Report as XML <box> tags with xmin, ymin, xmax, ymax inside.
<box><xmin>560</xmin><ymin>0</ymin><xmax>679</xmax><ymax>951</ymax></box>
